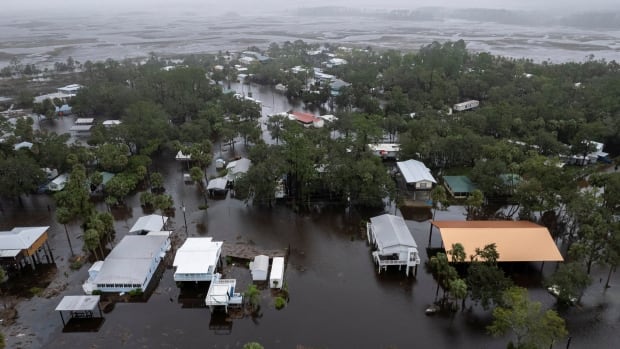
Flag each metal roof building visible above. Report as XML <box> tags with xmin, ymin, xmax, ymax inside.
<box><xmin>82</xmin><ymin>235</ymin><xmax>168</xmax><ymax>294</ymax></box>
<box><xmin>366</xmin><ymin>214</ymin><xmax>420</xmax><ymax>276</ymax></box>
<box><xmin>443</xmin><ymin>175</ymin><xmax>477</xmax><ymax>198</ymax></box>
<box><xmin>129</xmin><ymin>214</ymin><xmax>168</xmax><ymax>234</ymax></box>
<box><xmin>173</xmin><ymin>237</ymin><xmax>223</xmax><ymax>282</ymax></box>
<box><xmin>396</xmin><ymin>159</ymin><xmax>436</xmax><ymax>186</ymax></box>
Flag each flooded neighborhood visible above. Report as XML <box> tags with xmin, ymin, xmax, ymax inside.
<box><xmin>2</xmin><ymin>1</ymin><xmax>620</xmax><ymax>349</ymax></box>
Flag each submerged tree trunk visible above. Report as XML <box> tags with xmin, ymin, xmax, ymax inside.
<box><xmin>605</xmin><ymin>265</ymin><xmax>616</xmax><ymax>289</ymax></box>
<box><xmin>63</xmin><ymin>224</ymin><xmax>75</xmax><ymax>256</ymax></box>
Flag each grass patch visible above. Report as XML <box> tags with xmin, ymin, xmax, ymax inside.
<box><xmin>29</xmin><ymin>287</ymin><xmax>44</xmax><ymax>297</ymax></box>
<box><xmin>274</xmin><ymin>296</ymin><xmax>286</xmax><ymax>310</ymax></box>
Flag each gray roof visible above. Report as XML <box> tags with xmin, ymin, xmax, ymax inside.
<box><xmin>0</xmin><ymin>227</ymin><xmax>48</xmax><ymax>250</ymax></box>
<box><xmin>207</xmin><ymin>177</ymin><xmax>228</xmax><ymax>191</ymax></box>
<box><xmin>370</xmin><ymin>214</ymin><xmax>417</xmax><ymax>250</ymax></box>
<box><xmin>129</xmin><ymin>214</ymin><xmax>168</xmax><ymax>233</ymax></box>
<box><xmin>107</xmin><ymin>235</ymin><xmax>168</xmax><ymax>259</ymax></box>
<box><xmin>226</xmin><ymin>158</ymin><xmax>251</xmax><ymax>175</ymax></box>
<box><xmin>397</xmin><ymin>159</ymin><xmax>436</xmax><ymax>184</ymax></box>
<box><xmin>56</xmin><ymin>295</ymin><xmax>100</xmax><ymax>311</ymax></box>
<box><xmin>91</xmin><ymin>235</ymin><xmax>168</xmax><ymax>285</ymax></box>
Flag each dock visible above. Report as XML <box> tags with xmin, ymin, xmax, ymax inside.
<box><xmin>221</xmin><ymin>242</ymin><xmax>287</xmax><ymax>261</ymax></box>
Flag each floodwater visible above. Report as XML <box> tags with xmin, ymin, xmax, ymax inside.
<box><xmin>2</xmin><ymin>84</ymin><xmax>619</xmax><ymax>349</ymax></box>
<box><xmin>1</xmin><ymin>10</ymin><xmax>619</xmax><ymax>70</ymax></box>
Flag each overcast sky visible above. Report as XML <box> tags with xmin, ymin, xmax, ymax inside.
<box><xmin>3</xmin><ymin>0</ymin><xmax>619</xmax><ymax>15</ymax></box>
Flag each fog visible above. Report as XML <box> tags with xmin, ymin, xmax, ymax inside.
<box><xmin>3</xmin><ymin>0</ymin><xmax>620</xmax><ymax>16</ymax></box>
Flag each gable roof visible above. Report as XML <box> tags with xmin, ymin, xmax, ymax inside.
<box><xmin>129</xmin><ymin>214</ymin><xmax>168</xmax><ymax>234</ymax></box>
<box><xmin>0</xmin><ymin>227</ymin><xmax>48</xmax><ymax>250</ymax></box>
<box><xmin>370</xmin><ymin>214</ymin><xmax>417</xmax><ymax>250</ymax></box>
<box><xmin>397</xmin><ymin>159</ymin><xmax>436</xmax><ymax>184</ymax></box>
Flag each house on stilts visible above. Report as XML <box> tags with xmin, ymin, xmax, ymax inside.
<box><xmin>367</xmin><ymin>214</ymin><xmax>420</xmax><ymax>276</ymax></box>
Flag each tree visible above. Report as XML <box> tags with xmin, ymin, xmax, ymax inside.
<box><xmin>0</xmin><ymin>154</ymin><xmax>45</xmax><ymax>204</ymax></box>
<box><xmin>430</xmin><ymin>185</ymin><xmax>449</xmax><ymax>220</ymax></box>
<box><xmin>547</xmin><ymin>262</ymin><xmax>590</xmax><ymax>305</ymax></box>
<box><xmin>118</xmin><ymin>101</ymin><xmax>169</xmax><ymax>155</ymax></box>
<box><xmin>83</xmin><ymin>229</ymin><xmax>101</xmax><ymax>260</ymax></box>
<box><xmin>56</xmin><ymin>207</ymin><xmax>75</xmax><ymax>256</ymax></box>
<box><xmin>150</xmin><ymin>172</ymin><xmax>164</xmax><ymax>191</ymax></box>
<box><xmin>467</xmin><ymin>243</ymin><xmax>512</xmax><ymax>310</ymax></box>
<box><xmin>488</xmin><ymin>287</ymin><xmax>568</xmax><ymax>349</ymax></box>
<box><xmin>243</xmin><ymin>342</ymin><xmax>264</xmax><ymax>349</ymax></box>
<box><xmin>465</xmin><ymin>189</ymin><xmax>484</xmax><ymax>220</ymax></box>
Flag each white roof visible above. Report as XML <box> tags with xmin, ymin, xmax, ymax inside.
<box><xmin>173</xmin><ymin>238</ymin><xmax>222</xmax><ymax>275</ymax></box>
<box><xmin>368</xmin><ymin>143</ymin><xmax>400</xmax><ymax>152</ymax></box>
<box><xmin>207</xmin><ymin>177</ymin><xmax>228</xmax><ymax>191</ymax></box>
<box><xmin>370</xmin><ymin>214</ymin><xmax>417</xmax><ymax>250</ymax></box>
<box><xmin>0</xmin><ymin>227</ymin><xmax>48</xmax><ymax>250</ymax></box>
<box><xmin>75</xmin><ymin>118</ymin><xmax>94</xmax><ymax>124</ymax></box>
<box><xmin>319</xmin><ymin>114</ymin><xmax>338</xmax><ymax>122</ymax></box>
<box><xmin>175</xmin><ymin>150</ymin><xmax>191</xmax><ymax>161</ymax></box>
<box><xmin>55</xmin><ymin>295</ymin><xmax>100</xmax><ymax>312</ymax></box>
<box><xmin>14</xmin><ymin>141</ymin><xmax>33</xmax><ymax>150</ymax></box>
<box><xmin>226</xmin><ymin>158</ymin><xmax>251</xmax><ymax>175</ymax></box>
<box><xmin>397</xmin><ymin>159</ymin><xmax>436</xmax><ymax>184</ymax></box>
<box><xmin>129</xmin><ymin>214</ymin><xmax>168</xmax><ymax>233</ymax></box>
<box><xmin>270</xmin><ymin>257</ymin><xmax>284</xmax><ymax>278</ymax></box>
<box><xmin>102</xmin><ymin>120</ymin><xmax>122</xmax><ymax>126</ymax></box>
<box><xmin>250</xmin><ymin>255</ymin><xmax>269</xmax><ymax>273</ymax></box>
<box><xmin>70</xmin><ymin>125</ymin><xmax>92</xmax><ymax>132</ymax></box>
<box><xmin>0</xmin><ymin>249</ymin><xmax>21</xmax><ymax>258</ymax></box>
<box><xmin>89</xmin><ymin>261</ymin><xmax>104</xmax><ymax>273</ymax></box>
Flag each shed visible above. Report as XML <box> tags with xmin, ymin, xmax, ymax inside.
<box><xmin>366</xmin><ymin>214</ymin><xmax>420</xmax><ymax>276</ymax></box>
<box><xmin>269</xmin><ymin>257</ymin><xmax>285</xmax><ymax>289</ymax></box>
<box><xmin>443</xmin><ymin>175</ymin><xmax>476</xmax><ymax>198</ymax></box>
<box><xmin>249</xmin><ymin>255</ymin><xmax>269</xmax><ymax>281</ymax></box>
<box><xmin>129</xmin><ymin>214</ymin><xmax>168</xmax><ymax>234</ymax></box>
<box><xmin>55</xmin><ymin>295</ymin><xmax>102</xmax><ymax>327</ymax></box>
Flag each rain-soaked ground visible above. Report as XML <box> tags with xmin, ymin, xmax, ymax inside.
<box><xmin>2</xmin><ymin>85</ymin><xmax>619</xmax><ymax>348</ymax></box>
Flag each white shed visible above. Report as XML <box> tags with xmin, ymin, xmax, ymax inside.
<box><xmin>269</xmin><ymin>257</ymin><xmax>284</xmax><ymax>289</ymax></box>
<box><xmin>249</xmin><ymin>255</ymin><xmax>269</xmax><ymax>281</ymax></box>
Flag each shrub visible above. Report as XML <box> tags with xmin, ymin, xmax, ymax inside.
<box><xmin>29</xmin><ymin>287</ymin><xmax>44</xmax><ymax>297</ymax></box>
<box><xmin>70</xmin><ymin>259</ymin><xmax>84</xmax><ymax>270</ymax></box>
<box><xmin>274</xmin><ymin>296</ymin><xmax>286</xmax><ymax>310</ymax></box>
<box><xmin>128</xmin><ymin>288</ymin><xmax>143</xmax><ymax>297</ymax></box>
<box><xmin>91</xmin><ymin>290</ymin><xmax>103</xmax><ymax>295</ymax></box>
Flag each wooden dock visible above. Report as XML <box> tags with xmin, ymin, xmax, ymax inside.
<box><xmin>221</xmin><ymin>242</ymin><xmax>287</xmax><ymax>261</ymax></box>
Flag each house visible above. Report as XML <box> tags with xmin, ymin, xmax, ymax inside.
<box><xmin>82</xmin><ymin>235</ymin><xmax>169</xmax><ymax>294</ymax></box>
<box><xmin>205</xmin><ymin>273</ymin><xmax>243</xmax><ymax>313</ymax></box>
<box><xmin>102</xmin><ymin>120</ymin><xmax>121</xmax><ymax>127</ymax></box>
<box><xmin>14</xmin><ymin>141</ymin><xmax>34</xmax><ymax>151</ymax></box>
<box><xmin>239</xmin><ymin>56</ymin><xmax>256</xmax><ymax>65</ymax></box>
<box><xmin>173</xmin><ymin>237</ymin><xmax>223</xmax><ymax>282</ymax></box>
<box><xmin>329</xmin><ymin>79</ymin><xmax>350</xmax><ymax>96</ymax></box>
<box><xmin>453</xmin><ymin>100</ymin><xmax>479</xmax><ymax>112</ymax></box>
<box><xmin>129</xmin><ymin>214</ymin><xmax>168</xmax><ymax>234</ymax></box>
<box><xmin>175</xmin><ymin>150</ymin><xmax>191</xmax><ymax>161</ymax></box>
<box><xmin>48</xmin><ymin>173</ymin><xmax>69</xmax><ymax>192</ymax></box>
<box><xmin>70</xmin><ymin>118</ymin><xmax>94</xmax><ymax>137</ymax></box>
<box><xmin>429</xmin><ymin>221</ymin><xmax>563</xmax><ymax>262</ymax></box>
<box><xmin>368</xmin><ymin>143</ymin><xmax>400</xmax><ymax>160</ymax></box>
<box><xmin>0</xmin><ymin>226</ymin><xmax>54</xmax><ymax>271</ymax></box>
<box><xmin>249</xmin><ymin>255</ymin><xmax>269</xmax><ymax>281</ymax></box>
<box><xmin>269</xmin><ymin>257</ymin><xmax>285</xmax><ymax>289</ymax></box>
<box><xmin>443</xmin><ymin>175</ymin><xmax>476</xmax><ymax>198</ymax></box>
<box><xmin>57</xmin><ymin>84</ymin><xmax>82</xmax><ymax>95</ymax></box>
<box><xmin>226</xmin><ymin>158</ymin><xmax>252</xmax><ymax>182</ymax></box>
<box><xmin>207</xmin><ymin>177</ymin><xmax>228</xmax><ymax>196</ymax></box>
<box><xmin>288</xmin><ymin>111</ymin><xmax>324</xmax><ymax>128</ymax></box>
<box><xmin>396</xmin><ymin>159</ymin><xmax>436</xmax><ymax>202</ymax></box>
<box><xmin>366</xmin><ymin>214</ymin><xmax>420</xmax><ymax>276</ymax></box>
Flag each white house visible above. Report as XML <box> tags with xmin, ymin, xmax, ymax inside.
<box><xmin>129</xmin><ymin>214</ymin><xmax>168</xmax><ymax>234</ymax></box>
<box><xmin>173</xmin><ymin>237</ymin><xmax>223</xmax><ymax>282</ymax></box>
<box><xmin>205</xmin><ymin>273</ymin><xmax>243</xmax><ymax>313</ymax></box>
<box><xmin>453</xmin><ymin>100</ymin><xmax>479</xmax><ymax>112</ymax></box>
<box><xmin>48</xmin><ymin>173</ymin><xmax>69</xmax><ymax>192</ymax></box>
<box><xmin>366</xmin><ymin>214</ymin><xmax>420</xmax><ymax>276</ymax></box>
<box><xmin>82</xmin><ymin>235</ymin><xmax>169</xmax><ymax>294</ymax></box>
<box><xmin>368</xmin><ymin>143</ymin><xmax>400</xmax><ymax>160</ymax></box>
<box><xmin>226</xmin><ymin>158</ymin><xmax>252</xmax><ymax>181</ymax></box>
<box><xmin>396</xmin><ymin>159</ymin><xmax>436</xmax><ymax>202</ymax></box>
<box><xmin>57</xmin><ymin>84</ymin><xmax>82</xmax><ymax>95</ymax></box>
<box><xmin>249</xmin><ymin>254</ymin><xmax>269</xmax><ymax>281</ymax></box>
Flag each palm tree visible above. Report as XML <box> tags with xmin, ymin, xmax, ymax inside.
<box><xmin>56</xmin><ymin>207</ymin><xmax>75</xmax><ymax>256</ymax></box>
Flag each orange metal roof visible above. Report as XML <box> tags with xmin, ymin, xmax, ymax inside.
<box><xmin>292</xmin><ymin>111</ymin><xmax>319</xmax><ymax>124</ymax></box>
<box><xmin>431</xmin><ymin>221</ymin><xmax>564</xmax><ymax>262</ymax></box>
